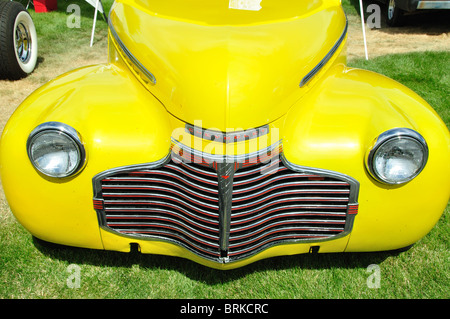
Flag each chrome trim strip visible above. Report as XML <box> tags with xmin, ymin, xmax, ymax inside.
<box><xmin>232</xmin><ymin>194</ymin><xmax>349</xmax><ymax>210</ymax></box>
<box><xmin>173</xmin><ymin>162</ymin><xmax>218</xmax><ymax>178</ymax></box>
<box><xmin>171</xmin><ymin>138</ymin><xmax>282</xmax><ymax>165</ymax></box>
<box><xmin>102</xmin><ymin>186</ymin><xmax>219</xmax><ymax>202</ymax></box>
<box><xmin>163</xmin><ymin>164</ymin><xmax>218</xmax><ymax>186</ymax></box>
<box><xmin>102</xmin><ymin>171</ymin><xmax>218</xmax><ymax>193</ymax></box>
<box><xmin>234</xmin><ymin>160</ymin><xmax>284</xmax><ymax>177</ymax></box>
<box><xmin>417</xmin><ymin>1</ymin><xmax>450</xmax><ymax>9</ymax></box>
<box><xmin>185</xmin><ymin>123</ymin><xmax>270</xmax><ymax>144</ymax></box>
<box><xmin>104</xmin><ymin>194</ymin><xmax>219</xmax><ymax>211</ymax></box>
<box><xmin>104</xmin><ymin>197</ymin><xmax>219</xmax><ymax>217</ymax></box>
<box><xmin>231</xmin><ymin>203</ymin><xmax>348</xmax><ymax>219</ymax></box>
<box><xmin>106</xmin><ymin>213</ymin><xmax>219</xmax><ymax>232</ymax></box>
<box><xmin>108</xmin><ymin>20</ymin><xmax>157</xmax><ymax>84</ymax></box>
<box><xmin>104</xmin><ymin>207</ymin><xmax>218</xmax><ymax>225</ymax></box>
<box><xmin>233</xmin><ymin>184</ymin><xmax>350</xmax><ymax>201</ymax></box>
<box><xmin>102</xmin><ymin>186</ymin><xmax>217</xmax><ymax>203</ymax></box>
<box><xmin>300</xmin><ymin>20</ymin><xmax>348</xmax><ymax>87</ymax></box>
<box><xmin>233</xmin><ymin>174</ymin><xmax>349</xmax><ymax>190</ymax></box>
<box><xmin>232</xmin><ymin>210</ymin><xmax>347</xmax><ymax>222</ymax></box>
<box><xmin>234</xmin><ymin>187</ymin><xmax>350</xmax><ymax>199</ymax></box>
<box><xmin>231</xmin><ymin>218</ymin><xmax>346</xmax><ymax>234</ymax></box>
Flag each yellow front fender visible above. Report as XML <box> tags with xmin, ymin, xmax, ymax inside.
<box><xmin>0</xmin><ymin>63</ymin><xmax>173</xmax><ymax>249</ymax></box>
<box><xmin>283</xmin><ymin>64</ymin><xmax>450</xmax><ymax>252</ymax></box>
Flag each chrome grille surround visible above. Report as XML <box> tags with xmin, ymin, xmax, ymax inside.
<box><xmin>93</xmin><ymin>141</ymin><xmax>359</xmax><ymax>263</ymax></box>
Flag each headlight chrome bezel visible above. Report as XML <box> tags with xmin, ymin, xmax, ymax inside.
<box><xmin>366</xmin><ymin>128</ymin><xmax>429</xmax><ymax>185</ymax></box>
<box><xmin>26</xmin><ymin>122</ymin><xmax>86</xmax><ymax>178</ymax></box>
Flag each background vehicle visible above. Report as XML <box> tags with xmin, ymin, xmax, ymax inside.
<box><xmin>375</xmin><ymin>0</ymin><xmax>450</xmax><ymax>26</ymax></box>
<box><xmin>0</xmin><ymin>0</ymin><xmax>38</xmax><ymax>79</ymax></box>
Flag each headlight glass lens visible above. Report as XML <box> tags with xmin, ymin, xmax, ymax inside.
<box><xmin>27</xmin><ymin>123</ymin><xmax>85</xmax><ymax>178</ymax></box>
<box><xmin>368</xmin><ymin>129</ymin><xmax>428</xmax><ymax>185</ymax></box>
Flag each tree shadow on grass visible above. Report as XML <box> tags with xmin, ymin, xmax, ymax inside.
<box><xmin>32</xmin><ymin>236</ymin><xmax>406</xmax><ymax>285</ymax></box>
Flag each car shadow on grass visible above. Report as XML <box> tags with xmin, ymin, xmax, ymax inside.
<box><xmin>32</xmin><ymin>236</ymin><xmax>407</xmax><ymax>284</ymax></box>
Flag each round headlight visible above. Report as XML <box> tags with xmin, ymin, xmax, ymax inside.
<box><xmin>27</xmin><ymin>122</ymin><xmax>86</xmax><ymax>178</ymax></box>
<box><xmin>367</xmin><ymin>128</ymin><xmax>428</xmax><ymax>185</ymax></box>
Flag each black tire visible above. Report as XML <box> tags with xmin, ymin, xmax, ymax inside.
<box><xmin>0</xmin><ymin>0</ymin><xmax>38</xmax><ymax>80</ymax></box>
<box><xmin>386</xmin><ymin>0</ymin><xmax>404</xmax><ymax>27</ymax></box>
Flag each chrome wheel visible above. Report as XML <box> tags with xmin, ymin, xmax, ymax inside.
<box><xmin>386</xmin><ymin>0</ymin><xmax>404</xmax><ymax>27</ymax></box>
<box><xmin>15</xmin><ymin>22</ymin><xmax>31</xmax><ymax>63</ymax></box>
<box><xmin>388</xmin><ymin>0</ymin><xmax>395</xmax><ymax>21</ymax></box>
<box><xmin>0</xmin><ymin>0</ymin><xmax>38</xmax><ymax>80</ymax></box>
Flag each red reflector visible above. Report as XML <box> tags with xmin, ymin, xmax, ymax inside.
<box><xmin>348</xmin><ymin>204</ymin><xmax>359</xmax><ymax>215</ymax></box>
<box><xmin>93</xmin><ymin>199</ymin><xmax>104</xmax><ymax>210</ymax></box>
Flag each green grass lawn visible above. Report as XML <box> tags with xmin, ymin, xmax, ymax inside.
<box><xmin>350</xmin><ymin>51</ymin><xmax>450</xmax><ymax>128</ymax></box>
<box><xmin>0</xmin><ymin>0</ymin><xmax>448</xmax><ymax>301</ymax></box>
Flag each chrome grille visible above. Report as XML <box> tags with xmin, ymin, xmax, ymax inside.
<box><xmin>93</xmin><ymin>144</ymin><xmax>359</xmax><ymax>263</ymax></box>
<box><xmin>97</xmin><ymin>159</ymin><xmax>222</xmax><ymax>260</ymax></box>
<box><xmin>228</xmin><ymin>158</ymin><xmax>352</xmax><ymax>260</ymax></box>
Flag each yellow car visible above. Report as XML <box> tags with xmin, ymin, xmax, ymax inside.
<box><xmin>1</xmin><ymin>0</ymin><xmax>449</xmax><ymax>270</ymax></box>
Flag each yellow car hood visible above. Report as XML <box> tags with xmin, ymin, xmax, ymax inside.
<box><xmin>109</xmin><ymin>0</ymin><xmax>347</xmax><ymax>131</ymax></box>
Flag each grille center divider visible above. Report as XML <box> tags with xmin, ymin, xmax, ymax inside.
<box><xmin>93</xmin><ymin>140</ymin><xmax>359</xmax><ymax>263</ymax></box>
